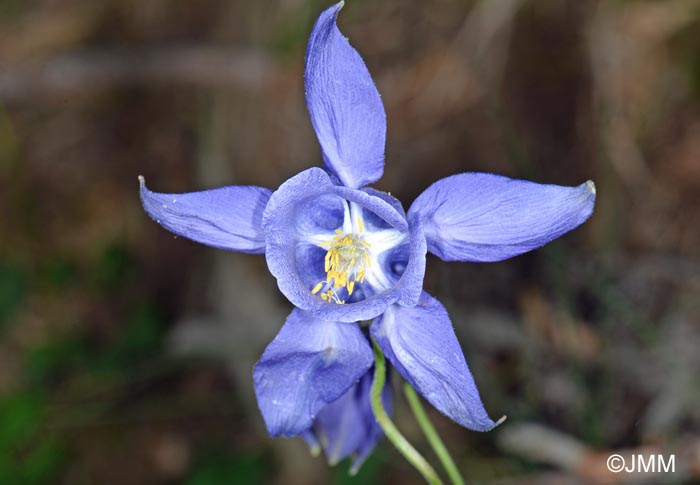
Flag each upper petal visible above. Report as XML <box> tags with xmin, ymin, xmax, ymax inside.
<box><xmin>253</xmin><ymin>308</ymin><xmax>372</xmax><ymax>437</ymax></box>
<box><xmin>370</xmin><ymin>292</ymin><xmax>500</xmax><ymax>431</ymax></box>
<box><xmin>139</xmin><ymin>176</ymin><xmax>272</xmax><ymax>254</ymax></box>
<box><xmin>408</xmin><ymin>172</ymin><xmax>596</xmax><ymax>262</ymax></box>
<box><xmin>305</xmin><ymin>2</ymin><xmax>386</xmax><ymax>188</ymax></box>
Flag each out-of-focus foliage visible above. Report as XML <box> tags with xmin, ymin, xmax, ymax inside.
<box><xmin>186</xmin><ymin>452</ymin><xmax>269</xmax><ymax>485</ymax></box>
<box><xmin>0</xmin><ymin>263</ymin><xmax>26</xmax><ymax>331</ymax></box>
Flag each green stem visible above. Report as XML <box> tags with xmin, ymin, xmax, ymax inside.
<box><xmin>404</xmin><ymin>382</ymin><xmax>465</xmax><ymax>485</ymax></box>
<box><xmin>370</xmin><ymin>338</ymin><xmax>444</xmax><ymax>485</ymax></box>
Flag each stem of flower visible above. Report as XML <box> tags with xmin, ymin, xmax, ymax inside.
<box><xmin>370</xmin><ymin>338</ymin><xmax>444</xmax><ymax>485</ymax></box>
<box><xmin>404</xmin><ymin>382</ymin><xmax>465</xmax><ymax>485</ymax></box>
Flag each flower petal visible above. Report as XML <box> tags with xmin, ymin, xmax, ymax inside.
<box><xmin>408</xmin><ymin>173</ymin><xmax>596</xmax><ymax>262</ymax></box>
<box><xmin>362</xmin><ymin>187</ymin><xmax>406</xmax><ymax>230</ymax></box>
<box><xmin>305</xmin><ymin>2</ymin><xmax>386</xmax><ymax>188</ymax></box>
<box><xmin>391</xmin><ymin>212</ymin><xmax>426</xmax><ymax>308</ymax></box>
<box><xmin>139</xmin><ymin>176</ymin><xmax>272</xmax><ymax>254</ymax></box>
<box><xmin>316</xmin><ymin>385</ymin><xmax>366</xmax><ymax>464</ymax></box>
<box><xmin>335</xmin><ymin>186</ymin><xmax>407</xmax><ymax>232</ymax></box>
<box><xmin>263</xmin><ymin>168</ymin><xmax>422</xmax><ymax>322</ymax></box>
<box><xmin>370</xmin><ymin>292</ymin><xmax>499</xmax><ymax>431</ymax></box>
<box><xmin>253</xmin><ymin>308</ymin><xmax>372</xmax><ymax>437</ymax></box>
<box><xmin>311</xmin><ymin>368</ymin><xmax>391</xmax><ymax>472</ymax></box>
<box><xmin>301</xmin><ymin>430</ymin><xmax>321</xmax><ymax>456</ymax></box>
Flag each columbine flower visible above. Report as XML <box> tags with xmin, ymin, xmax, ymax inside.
<box><xmin>140</xmin><ymin>0</ymin><xmax>595</xmax><ymax>462</ymax></box>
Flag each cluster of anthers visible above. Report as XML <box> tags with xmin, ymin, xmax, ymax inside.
<box><xmin>311</xmin><ymin>218</ymin><xmax>371</xmax><ymax>304</ymax></box>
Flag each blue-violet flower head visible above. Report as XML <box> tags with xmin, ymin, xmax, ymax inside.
<box><xmin>139</xmin><ymin>0</ymin><xmax>596</xmax><ymax>464</ymax></box>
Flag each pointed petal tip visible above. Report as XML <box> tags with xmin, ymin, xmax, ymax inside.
<box><xmin>495</xmin><ymin>415</ymin><xmax>508</xmax><ymax>427</ymax></box>
<box><xmin>309</xmin><ymin>444</ymin><xmax>322</xmax><ymax>457</ymax></box>
<box><xmin>585</xmin><ymin>179</ymin><xmax>596</xmax><ymax>195</ymax></box>
<box><xmin>138</xmin><ymin>175</ymin><xmax>145</xmax><ymax>188</ymax></box>
<box><xmin>349</xmin><ymin>451</ymin><xmax>371</xmax><ymax>476</ymax></box>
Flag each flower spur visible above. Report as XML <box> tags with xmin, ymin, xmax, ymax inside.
<box><xmin>140</xmin><ymin>0</ymin><xmax>596</xmax><ymax>470</ymax></box>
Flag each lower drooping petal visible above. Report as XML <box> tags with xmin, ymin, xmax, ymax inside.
<box><xmin>253</xmin><ymin>308</ymin><xmax>373</xmax><ymax>437</ymax></box>
<box><xmin>309</xmin><ymin>368</ymin><xmax>391</xmax><ymax>474</ymax></box>
<box><xmin>301</xmin><ymin>430</ymin><xmax>321</xmax><ymax>456</ymax></box>
<box><xmin>139</xmin><ymin>177</ymin><xmax>272</xmax><ymax>253</ymax></box>
<box><xmin>408</xmin><ymin>172</ymin><xmax>596</xmax><ymax>262</ymax></box>
<box><xmin>370</xmin><ymin>292</ymin><xmax>500</xmax><ymax>431</ymax></box>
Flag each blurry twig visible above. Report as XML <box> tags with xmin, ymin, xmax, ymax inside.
<box><xmin>499</xmin><ymin>423</ymin><xmax>588</xmax><ymax>472</ymax></box>
<box><xmin>382</xmin><ymin>0</ymin><xmax>525</xmax><ymax>150</ymax></box>
<box><xmin>587</xmin><ymin>0</ymin><xmax>700</xmax><ymax>189</ymax></box>
<box><xmin>0</xmin><ymin>47</ymin><xmax>280</xmax><ymax>102</ymax></box>
<box><xmin>423</xmin><ymin>0</ymin><xmax>525</xmax><ymax>110</ymax></box>
<box><xmin>0</xmin><ymin>1</ymin><xmax>105</xmax><ymax>62</ymax></box>
<box><xmin>457</xmin><ymin>0</ymin><xmax>525</xmax><ymax>85</ymax></box>
<box><xmin>641</xmin><ymin>311</ymin><xmax>700</xmax><ymax>439</ymax></box>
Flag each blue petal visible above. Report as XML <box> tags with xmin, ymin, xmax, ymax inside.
<box><xmin>408</xmin><ymin>173</ymin><xmax>596</xmax><ymax>262</ymax></box>
<box><xmin>139</xmin><ymin>176</ymin><xmax>272</xmax><ymax>254</ymax></box>
<box><xmin>263</xmin><ymin>168</ymin><xmax>423</xmax><ymax>322</ymax></box>
<box><xmin>296</xmin><ymin>193</ymin><xmax>346</xmax><ymax>234</ymax></box>
<box><xmin>362</xmin><ymin>188</ymin><xmax>406</xmax><ymax>230</ymax></box>
<box><xmin>311</xmin><ymin>368</ymin><xmax>391</xmax><ymax>472</ymax></box>
<box><xmin>370</xmin><ymin>292</ymin><xmax>500</xmax><ymax>431</ymax></box>
<box><xmin>305</xmin><ymin>2</ymin><xmax>386</xmax><ymax>188</ymax></box>
<box><xmin>295</xmin><ymin>243</ymin><xmax>329</xmax><ymax>290</ymax></box>
<box><xmin>302</xmin><ymin>429</ymin><xmax>321</xmax><ymax>456</ymax></box>
<box><xmin>394</xmin><ymin>213</ymin><xmax>426</xmax><ymax>307</ymax></box>
<box><xmin>316</xmin><ymin>386</ymin><xmax>365</xmax><ymax>464</ymax></box>
<box><xmin>253</xmin><ymin>308</ymin><xmax>372</xmax><ymax>437</ymax></box>
<box><xmin>334</xmin><ymin>185</ymin><xmax>408</xmax><ymax>232</ymax></box>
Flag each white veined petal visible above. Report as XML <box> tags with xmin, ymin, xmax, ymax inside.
<box><xmin>363</xmin><ymin>229</ymin><xmax>407</xmax><ymax>254</ymax></box>
<box><xmin>300</xmin><ymin>198</ymin><xmax>408</xmax><ymax>294</ymax></box>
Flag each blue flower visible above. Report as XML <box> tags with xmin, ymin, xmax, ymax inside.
<box><xmin>140</xmin><ymin>0</ymin><xmax>595</xmax><ymax>451</ymax></box>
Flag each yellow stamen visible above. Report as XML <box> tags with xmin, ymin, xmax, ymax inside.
<box><xmin>324</xmin><ymin>252</ymin><xmax>331</xmax><ymax>272</ymax></box>
<box><xmin>312</xmin><ymin>217</ymin><xmax>371</xmax><ymax>304</ymax></box>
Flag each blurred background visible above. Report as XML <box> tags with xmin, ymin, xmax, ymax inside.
<box><xmin>1</xmin><ymin>0</ymin><xmax>699</xmax><ymax>483</ymax></box>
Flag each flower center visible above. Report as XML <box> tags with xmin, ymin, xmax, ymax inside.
<box><xmin>312</xmin><ymin>218</ymin><xmax>371</xmax><ymax>304</ymax></box>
